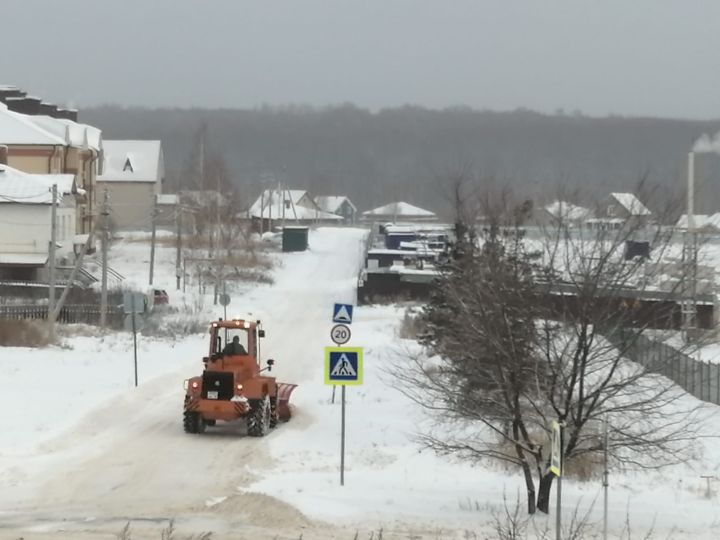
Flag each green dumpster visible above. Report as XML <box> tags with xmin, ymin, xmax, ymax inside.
<box><xmin>282</xmin><ymin>226</ymin><xmax>309</xmax><ymax>252</ymax></box>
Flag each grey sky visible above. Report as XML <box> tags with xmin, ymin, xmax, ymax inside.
<box><xmin>1</xmin><ymin>0</ymin><xmax>719</xmax><ymax>119</ymax></box>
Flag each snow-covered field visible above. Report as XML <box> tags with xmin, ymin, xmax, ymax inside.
<box><xmin>2</xmin><ymin>227</ymin><xmax>720</xmax><ymax>539</ymax></box>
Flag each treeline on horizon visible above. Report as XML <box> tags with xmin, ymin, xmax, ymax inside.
<box><xmin>81</xmin><ymin>104</ymin><xmax>720</xmax><ymax>218</ymax></box>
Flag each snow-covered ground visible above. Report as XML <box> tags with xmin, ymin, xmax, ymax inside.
<box><xmin>3</xmin><ymin>227</ymin><xmax>720</xmax><ymax>539</ymax></box>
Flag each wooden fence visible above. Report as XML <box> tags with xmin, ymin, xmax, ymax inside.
<box><xmin>0</xmin><ymin>304</ymin><xmax>125</xmax><ymax>328</ymax></box>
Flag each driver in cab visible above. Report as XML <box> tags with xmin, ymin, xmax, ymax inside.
<box><xmin>223</xmin><ymin>335</ymin><xmax>247</xmax><ymax>356</ymax></box>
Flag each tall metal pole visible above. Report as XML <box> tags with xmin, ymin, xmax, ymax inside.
<box><xmin>100</xmin><ymin>189</ymin><xmax>109</xmax><ymax>328</ymax></box>
<box><xmin>175</xmin><ymin>202</ymin><xmax>182</xmax><ymax>291</ymax></box>
<box><xmin>556</xmin><ymin>423</ymin><xmax>564</xmax><ymax>540</ymax></box>
<box><xmin>48</xmin><ymin>184</ymin><xmax>58</xmax><ymax>339</ymax></box>
<box><xmin>149</xmin><ymin>194</ymin><xmax>157</xmax><ymax>285</ymax></box>
<box><xmin>602</xmin><ymin>416</ymin><xmax>609</xmax><ymax>540</ymax></box>
<box><xmin>682</xmin><ymin>152</ymin><xmax>698</xmax><ymax>342</ymax></box>
<box><xmin>340</xmin><ymin>385</ymin><xmax>346</xmax><ymax>486</ymax></box>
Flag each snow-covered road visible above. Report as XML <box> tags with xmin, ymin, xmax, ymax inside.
<box><xmin>4</xmin><ymin>227</ymin><xmax>720</xmax><ymax>540</ymax></box>
<box><xmin>0</xmin><ymin>228</ymin><xmax>368</xmax><ymax>539</ymax></box>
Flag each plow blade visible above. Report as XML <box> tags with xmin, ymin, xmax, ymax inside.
<box><xmin>276</xmin><ymin>383</ymin><xmax>298</xmax><ymax>422</ymax></box>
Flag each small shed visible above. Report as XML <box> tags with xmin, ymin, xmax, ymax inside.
<box><xmin>282</xmin><ymin>226</ymin><xmax>309</xmax><ymax>252</ymax></box>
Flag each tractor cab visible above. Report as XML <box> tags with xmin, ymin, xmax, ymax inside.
<box><xmin>205</xmin><ymin>319</ymin><xmax>272</xmax><ymax>372</ymax></box>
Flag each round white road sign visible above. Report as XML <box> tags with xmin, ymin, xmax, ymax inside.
<box><xmin>330</xmin><ymin>324</ymin><xmax>351</xmax><ymax>345</ymax></box>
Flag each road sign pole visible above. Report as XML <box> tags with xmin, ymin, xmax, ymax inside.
<box><xmin>556</xmin><ymin>422</ymin><xmax>564</xmax><ymax>540</ymax></box>
<box><xmin>223</xmin><ymin>281</ymin><xmax>227</xmax><ymax>321</ymax></box>
<box><xmin>131</xmin><ymin>295</ymin><xmax>138</xmax><ymax>387</ymax></box>
<box><xmin>340</xmin><ymin>385</ymin><xmax>346</xmax><ymax>486</ymax></box>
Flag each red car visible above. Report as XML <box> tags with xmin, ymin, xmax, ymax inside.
<box><xmin>153</xmin><ymin>289</ymin><xmax>169</xmax><ymax>305</ymax></box>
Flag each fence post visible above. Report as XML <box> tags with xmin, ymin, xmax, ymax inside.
<box><xmin>707</xmin><ymin>362</ymin><xmax>711</xmax><ymax>402</ymax></box>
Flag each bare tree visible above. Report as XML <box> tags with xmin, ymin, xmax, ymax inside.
<box><xmin>396</xmin><ymin>182</ymin><xmax>708</xmax><ymax>514</ymax></box>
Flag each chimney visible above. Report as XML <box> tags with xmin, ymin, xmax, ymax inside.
<box><xmin>0</xmin><ymin>86</ymin><xmax>25</xmax><ymax>103</ymax></box>
<box><xmin>56</xmin><ymin>107</ymin><xmax>78</xmax><ymax>122</ymax></box>
<box><xmin>6</xmin><ymin>96</ymin><xmax>42</xmax><ymax>115</ymax></box>
<box><xmin>0</xmin><ymin>145</ymin><xmax>8</xmax><ymax>165</ymax></box>
<box><xmin>39</xmin><ymin>102</ymin><xmax>59</xmax><ymax>116</ymax></box>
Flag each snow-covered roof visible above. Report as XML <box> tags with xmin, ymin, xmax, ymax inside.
<box><xmin>98</xmin><ymin>140</ymin><xmax>164</xmax><ymax>183</ymax></box>
<box><xmin>315</xmin><ymin>195</ymin><xmax>356</xmax><ymax>214</ymax></box>
<box><xmin>675</xmin><ymin>213</ymin><xmax>720</xmax><ymax>231</ymax></box>
<box><xmin>248</xmin><ymin>189</ymin><xmax>330</xmax><ymax>219</ymax></box>
<box><xmin>0</xmin><ymin>253</ymin><xmax>48</xmax><ymax>265</ymax></box>
<box><xmin>544</xmin><ymin>200</ymin><xmax>590</xmax><ymax>221</ymax></box>
<box><xmin>156</xmin><ymin>193</ymin><xmax>178</xmax><ymax>206</ymax></box>
<box><xmin>27</xmin><ymin>115</ymin><xmax>102</xmax><ymax>152</ymax></box>
<box><xmin>610</xmin><ymin>193</ymin><xmax>651</xmax><ymax>216</ymax></box>
<box><xmin>0</xmin><ymin>102</ymin><xmax>67</xmax><ymax>146</ymax></box>
<box><xmin>362</xmin><ymin>201</ymin><xmax>436</xmax><ymax>217</ymax></box>
<box><xmin>249</xmin><ymin>201</ymin><xmax>342</xmax><ymax>221</ymax></box>
<box><xmin>0</xmin><ymin>165</ymin><xmax>76</xmax><ymax>204</ymax></box>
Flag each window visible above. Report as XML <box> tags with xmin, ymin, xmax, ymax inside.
<box><xmin>606</xmin><ymin>204</ymin><xmax>616</xmax><ymax>217</ymax></box>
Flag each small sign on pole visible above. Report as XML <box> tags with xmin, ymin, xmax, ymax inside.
<box><xmin>330</xmin><ymin>324</ymin><xmax>351</xmax><ymax>345</ymax></box>
<box><xmin>332</xmin><ymin>303</ymin><xmax>354</xmax><ymax>324</ymax></box>
<box><xmin>550</xmin><ymin>420</ymin><xmax>562</xmax><ymax>477</ymax></box>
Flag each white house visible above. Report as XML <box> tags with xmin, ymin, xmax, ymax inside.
<box><xmin>0</xmin><ymin>164</ymin><xmax>79</xmax><ymax>281</ymax></box>
<box><xmin>247</xmin><ymin>189</ymin><xmax>342</xmax><ymax>228</ymax></box>
<box><xmin>97</xmin><ymin>140</ymin><xmax>165</xmax><ymax>230</ymax></box>
<box><xmin>314</xmin><ymin>195</ymin><xmax>357</xmax><ymax>224</ymax></box>
<box><xmin>585</xmin><ymin>192</ymin><xmax>652</xmax><ymax>230</ymax></box>
<box><xmin>538</xmin><ymin>200</ymin><xmax>591</xmax><ymax>228</ymax></box>
<box><xmin>361</xmin><ymin>201</ymin><xmax>438</xmax><ymax>223</ymax></box>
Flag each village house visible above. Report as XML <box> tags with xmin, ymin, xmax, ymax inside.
<box><xmin>361</xmin><ymin>201</ymin><xmax>438</xmax><ymax>224</ymax></box>
<box><xmin>247</xmin><ymin>189</ymin><xmax>342</xmax><ymax>230</ymax></box>
<box><xmin>96</xmin><ymin>140</ymin><xmax>165</xmax><ymax>230</ymax></box>
<box><xmin>0</xmin><ymin>90</ymin><xmax>103</xmax><ymax>235</ymax></box>
<box><xmin>0</xmin><ymin>164</ymin><xmax>79</xmax><ymax>282</ymax></box>
<box><xmin>314</xmin><ymin>195</ymin><xmax>357</xmax><ymax>224</ymax></box>
<box><xmin>536</xmin><ymin>200</ymin><xmax>591</xmax><ymax>228</ymax></box>
<box><xmin>585</xmin><ymin>192</ymin><xmax>652</xmax><ymax>230</ymax></box>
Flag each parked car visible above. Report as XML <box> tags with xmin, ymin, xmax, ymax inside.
<box><xmin>153</xmin><ymin>289</ymin><xmax>169</xmax><ymax>306</ymax></box>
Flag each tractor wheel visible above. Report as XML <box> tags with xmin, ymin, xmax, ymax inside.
<box><xmin>269</xmin><ymin>397</ymin><xmax>278</xmax><ymax>428</ymax></box>
<box><xmin>183</xmin><ymin>411</ymin><xmax>203</xmax><ymax>434</ymax></box>
<box><xmin>247</xmin><ymin>396</ymin><xmax>271</xmax><ymax>437</ymax></box>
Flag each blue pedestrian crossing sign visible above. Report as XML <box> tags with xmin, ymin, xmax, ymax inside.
<box><xmin>333</xmin><ymin>303</ymin><xmax>354</xmax><ymax>324</ymax></box>
<box><xmin>325</xmin><ymin>347</ymin><xmax>363</xmax><ymax>386</ymax></box>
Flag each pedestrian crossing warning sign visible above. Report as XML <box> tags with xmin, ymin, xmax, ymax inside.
<box><xmin>325</xmin><ymin>347</ymin><xmax>363</xmax><ymax>386</ymax></box>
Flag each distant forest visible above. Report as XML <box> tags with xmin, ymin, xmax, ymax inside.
<box><xmin>81</xmin><ymin>105</ymin><xmax>720</xmax><ymax>218</ymax></box>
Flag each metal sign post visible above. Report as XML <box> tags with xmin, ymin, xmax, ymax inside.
<box><xmin>131</xmin><ymin>295</ymin><xmax>138</xmax><ymax>387</ymax></box>
<box><xmin>123</xmin><ymin>292</ymin><xmax>145</xmax><ymax>388</ymax></box>
<box><xmin>325</xmin><ymin>346</ymin><xmax>363</xmax><ymax>486</ymax></box>
<box><xmin>550</xmin><ymin>420</ymin><xmax>565</xmax><ymax>540</ymax></box>
<box><xmin>340</xmin><ymin>385</ymin><xmax>346</xmax><ymax>486</ymax></box>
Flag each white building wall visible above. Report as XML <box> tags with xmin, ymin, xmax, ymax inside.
<box><xmin>0</xmin><ymin>204</ymin><xmax>51</xmax><ymax>254</ymax></box>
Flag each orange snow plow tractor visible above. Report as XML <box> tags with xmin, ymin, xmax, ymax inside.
<box><xmin>183</xmin><ymin>319</ymin><xmax>297</xmax><ymax>436</ymax></box>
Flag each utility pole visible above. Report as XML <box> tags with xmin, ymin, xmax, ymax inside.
<box><xmin>682</xmin><ymin>152</ymin><xmax>698</xmax><ymax>343</ymax></box>
<box><xmin>149</xmin><ymin>194</ymin><xmax>158</xmax><ymax>285</ymax></box>
<box><xmin>48</xmin><ymin>184</ymin><xmax>58</xmax><ymax>339</ymax></box>
<box><xmin>175</xmin><ymin>201</ymin><xmax>182</xmax><ymax>290</ymax></box>
<box><xmin>100</xmin><ymin>189</ymin><xmax>110</xmax><ymax>329</ymax></box>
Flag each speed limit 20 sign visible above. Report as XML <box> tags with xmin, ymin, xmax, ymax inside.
<box><xmin>330</xmin><ymin>324</ymin><xmax>351</xmax><ymax>345</ymax></box>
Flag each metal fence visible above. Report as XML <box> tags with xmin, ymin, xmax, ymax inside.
<box><xmin>0</xmin><ymin>304</ymin><xmax>125</xmax><ymax>328</ymax></box>
<box><xmin>605</xmin><ymin>330</ymin><xmax>720</xmax><ymax>406</ymax></box>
